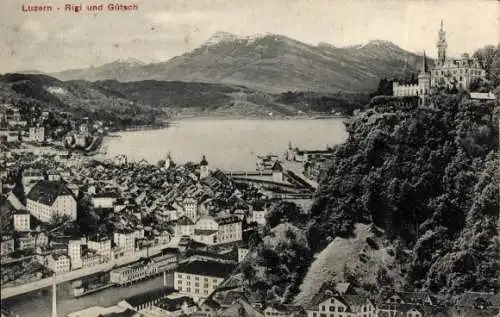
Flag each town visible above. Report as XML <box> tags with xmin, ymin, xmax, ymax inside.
<box><xmin>1</xmin><ymin>14</ymin><xmax>499</xmax><ymax>317</ymax></box>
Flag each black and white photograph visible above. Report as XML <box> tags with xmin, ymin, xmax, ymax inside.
<box><xmin>0</xmin><ymin>0</ymin><xmax>499</xmax><ymax>316</ymax></box>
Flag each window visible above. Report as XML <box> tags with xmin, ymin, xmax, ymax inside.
<box><xmin>329</xmin><ymin>306</ymin><xmax>334</xmax><ymax>312</ymax></box>
<box><xmin>321</xmin><ymin>306</ymin><xmax>325</xmax><ymax>311</ymax></box>
<box><xmin>338</xmin><ymin>307</ymin><xmax>344</xmax><ymax>312</ymax></box>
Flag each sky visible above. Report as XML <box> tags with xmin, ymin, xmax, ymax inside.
<box><xmin>0</xmin><ymin>0</ymin><xmax>498</xmax><ymax>73</ymax></box>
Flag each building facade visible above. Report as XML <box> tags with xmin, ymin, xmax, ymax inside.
<box><xmin>88</xmin><ymin>236</ymin><xmax>112</xmax><ymax>259</ymax></box>
<box><xmin>306</xmin><ymin>293</ymin><xmax>377</xmax><ymax>317</ymax></box>
<box><xmin>193</xmin><ymin>215</ymin><xmax>242</xmax><ymax>245</ymax></box>
<box><xmin>68</xmin><ymin>239</ymin><xmax>83</xmax><ymax>269</ymax></box>
<box><xmin>393</xmin><ymin>21</ymin><xmax>486</xmax><ymax>101</ymax></box>
<box><xmin>47</xmin><ymin>254</ymin><xmax>71</xmax><ymax>273</ymax></box>
<box><xmin>13</xmin><ymin>211</ymin><xmax>31</xmax><ymax>232</ymax></box>
<box><xmin>29</xmin><ymin>127</ymin><xmax>45</xmax><ymax>143</ymax></box>
<box><xmin>174</xmin><ymin>260</ymin><xmax>236</xmax><ymax>302</ymax></box>
<box><xmin>1</xmin><ymin>236</ymin><xmax>15</xmax><ymax>256</ymax></box>
<box><xmin>183</xmin><ymin>198</ymin><xmax>198</xmax><ymax>223</ymax></box>
<box><xmin>26</xmin><ymin>181</ymin><xmax>77</xmax><ymax>223</ymax></box>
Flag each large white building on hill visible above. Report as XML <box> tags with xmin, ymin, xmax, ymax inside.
<box><xmin>393</xmin><ymin>20</ymin><xmax>486</xmax><ymax>101</ymax></box>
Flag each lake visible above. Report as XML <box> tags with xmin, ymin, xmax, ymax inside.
<box><xmin>101</xmin><ymin>118</ymin><xmax>348</xmax><ymax>170</ymax></box>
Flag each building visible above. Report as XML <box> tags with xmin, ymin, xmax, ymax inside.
<box><xmin>26</xmin><ymin>180</ymin><xmax>77</xmax><ymax>223</ymax></box>
<box><xmin>1</xmin><ymin>236</ymin><xmax>15</xmax><ymax>256</ymax></box>
<box><xmin>115</xmin><ymin>154</ymin><xmax>128</xmax><ymax>166</ymax></box>
<box><xmin>149</xmin><ymin>294</ymin><xmax>197</xmax><ymax>317</ymax></box>
<box><xmin>174</xmin><ymin>259</ymin><xmax>236</xmax><ymax>302</ymax></box>
<box><xmin>22</xmin><ymin>168</ymin><xmax>45</xmax><ymax>188</ymax></box>
<box><xmin>110</xmin><ymin>260</ymin><xmax>156</xmax><ymax>285</ymax></box>
<box><xmin>393</xmin><ymin>21</ymin><xmax>486</xmax><ymax>100</ymax></box>
<box><xmin>13</xmin><ymin>210</ymin><xmax>31</xmax><ymax>232</ymax></box>
<box><xmin>286</xmin><ymin>143</ymin><xmax>334</xmax><ymax>163</ymax></box>
<box><xmin>29</xmin><ymin>127</ymin><xmax>45</xmax><ymax>143</ymax></box>
<box><xmin>88</xmin><ymin>235</ymin><xmax>112</xmax><ymax>259</ymax></box>
<box><xmin>306</xmin><ymin>292</ymin><xmax>376</xmax><ymax>317</ymax></box>
<box><xmin>200</xmin><ymin>155</ymin><xmax>210</xmax><ymax>179</ymax></box>
<box><xmin>17</xmin><ymin>231</ymin><xmax>49</xmax><ymax>250</ymax></box>
<box><xmin>92</xmin><ymin>192</ymin><xmax>118</xmax><ymax>209</ymax></box>
<box><xmin>183</xmin><ymin>197</ymin><xmax>198</xmax><ymax>223</ymax></box>
<box><xmin>470</xmin><ymin>92</ymin><xmax>496</xmax><ymax>101</ymax></box>
<box><xmin>264</xmin><ymin>304</ymin><xmax>302</xmax><ymax>317</ymax></box>
<box><xmin>164</xmin><ymin>152</ymin><xmax>175</xmax><ymax>169</ymax></box>
<box><xmin>115</xmin><ymin>229</ymin><xmax>144</xmax><ymax>251</ymax></box>
<box><xmin>81</xmin><ymin>250</ymin><xmax>106</xmax><ymax>268</ymax></box>
<box><xmin>392</xmin><ymin>51</ymin><xmax>431</xmax><ymax>105</ymax></box>
<box><xmin>47</xmin><ymin>254</ymin><xmax>71</xmax><ymax>273</ymax></box>
<box><xmin>237</xmin><ymin>247</ymin><xmax>249</xmax><ymax>263</ymax></box>
<box><xmin>68</xmin><ymin>239</ymin><xmax>83</xmax><ymax>269</ymax></box>
<box><xmin>120</xmin><ymin>287</ymin><xmax>177</xmax><ymax>312</ymax></box>
<box><xmin>193</xmin><ymin>215</ymin><xmax>242</xmax><ymax>245</ymax></box>
<box><xmin>151</xmin><ymin>253</ymin><xmax>178</xmax><ymax>273</ymax></box>
<box><xmin>272</xmin><ymin>161</ymin><xmax>284</xmax><ymax>183</ymax></box>
<box><xmin>251</xmin><ymin>203</ymin><xmax>268</xmax><ymax>226</ymax></box>
<box><xmin>174</xmin><ymin>216</ymin><xmax>195</xmax><ymax>237</ymax></box>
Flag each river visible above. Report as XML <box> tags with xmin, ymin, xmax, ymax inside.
<box><xmin>1</xmin><ymin>118</ymin><xmax>347</xmax><ymax>316</ymax></box>
<box><xmin>99</xmin><ymin>118</ymin><xmax>348</xmax><ymax>170</ymax></box>
<box><xmin>2</xmin><ymin>273</ymin><xmax>174</xmax><ymax>317</ymax></box>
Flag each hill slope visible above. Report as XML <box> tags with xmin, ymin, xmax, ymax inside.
<box><xmin>308</xmin><ymin>94</ymin><xmax>499</xmax><ymax>295</ymax></box>
<box><xmin>50</xmin><ymin>33</ymin><xmax>425</xmax><ymax>93</ymax></box>
<box><xmin>295</xmin><ymin>223</ymin><xmax>403</xmax><ymax>305</ymax></box>
<box><xmin>0</xmin><ymin>74</ymin><xmax>369</xmax><ymax>120</ymax></box>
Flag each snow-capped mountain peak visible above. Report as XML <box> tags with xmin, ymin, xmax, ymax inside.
<box><xmin>113</xmin><ymin>58</ymin><xmax>146</xmax><ymax>66</ymax></box>
<box><xmin>204</xmin><ymin>31</ymin><xmax>240</xmax><ymax>46</ymax></box>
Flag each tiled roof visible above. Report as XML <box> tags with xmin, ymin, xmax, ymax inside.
<box><xmin>27</xmin><ymin>180</ymin><xmax>74</xmax><ymax>206</ymax></box>
<box><xmin>175</xmin><ymin>259</ymin><xmax>236</xmax><ymax>278</ymax></box>
<box><xmin>194</xmin><ymin>229</ymin><xmax>219</xmax><ymax>236</ymax></box>
<box><xmin>176</xmin><ymin>216</ymin><xmax>194</xmax><ymax>226</ymax></box>
<box><xmin>155</xmin><ymin>296</ymin><xmax>196</xmax><ymax>312</ymax></box>
<box><xmin>271</xmin><ymin>161</ymin><xmax>283</xmax><ymax>171</ymax></box>
<box><xmin>123</xmin><ymin>287</ymin><xmax>176</xmax><ymax>308</ymax></box>
<box><xmin>215</xmin><ymin>215</ymin><xmax>241</xmax><ymax>225</ymax></box>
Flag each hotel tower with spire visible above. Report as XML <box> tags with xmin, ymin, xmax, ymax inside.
<box><xmin>393</xmin><ymin>20</ymin><xmax>486</xmax><ymax>100</ymax></box>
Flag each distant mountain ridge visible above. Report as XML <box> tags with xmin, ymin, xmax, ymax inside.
<box><xmin>47</xmin><ymin>33</ymin><xmax>426</xmax><ymax>93</ymax></box>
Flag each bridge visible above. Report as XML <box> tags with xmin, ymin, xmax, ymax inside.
<box><xmin>224</xmin><ymin>171</ymin><xmax>272</xmax><ymax>177</ymax></box>
<box><xmin>0</xmin><ymin>243</ymin><xmax>169</xmax><ymax>300</ymax></box>
<box><xmin>223</xmin><ymin>169</ymin><xmax>317</xmax><ymax>193</ymax></box>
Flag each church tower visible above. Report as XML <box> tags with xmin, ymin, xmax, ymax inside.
<box><xmin>165</xmin><ymin>152</ymin><xmax>174</xmax><ymax>169</ymax></box>
<box><xmin>418</xmin><ymin>51</ymin><xmax>431</xmax><ymax>104</ymax></box>
<box><xmin>437</xmin><ymin>20</ymin><xmax>447</xmax><ymax>65</ymax></box>
<box><xmin>199</xmin><ymin>155</ymin><xmax>209</xmax><ymax>179</ymax></box>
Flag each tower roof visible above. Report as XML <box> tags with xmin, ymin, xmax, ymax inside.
<box><xmin>200</xmin><ymin>155</ymin><xmax>208</xmax><ymax>166</ymax></box>
<box><xmin>421</xmin><ymin>51</ymin><xmax>428</xmax><ymax>73</ymax></box>
<box><xmin>272</xmin><ymin>160</ymin><xmax>283</xmax><ymax>172</ymax></box>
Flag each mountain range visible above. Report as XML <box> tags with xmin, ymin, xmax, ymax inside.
<box><xmin>48</xmin><ymin>32</ymin><xmax>426</xmax><ymax>93</ymax></box>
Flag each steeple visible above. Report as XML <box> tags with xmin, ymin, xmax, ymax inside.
<box><xmin>437</xmin><ymin>19</ymin><xmax>447</xmax><ymax>65</ymax></box>
<box><xmin>421</xmin><ymin>51</ymin><xmax>428</xmax><ymax>73</ymax></box>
